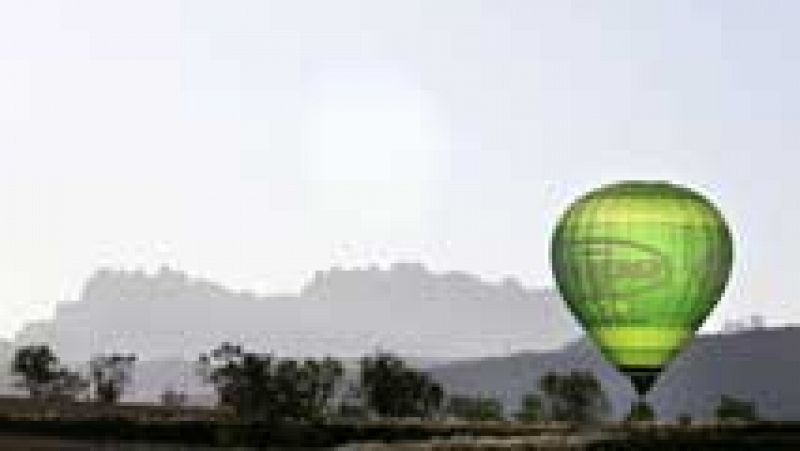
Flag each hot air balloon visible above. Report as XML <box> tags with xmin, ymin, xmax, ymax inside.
<box><xmin>550</xmin><ymin>181</ymin><xmax>733</xmax><ymax>403</ymax></box>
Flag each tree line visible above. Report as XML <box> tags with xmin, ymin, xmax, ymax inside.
<box><xmin>8</xmin><ymin>343</ymin><xmax>759</xmax><ymax>424</ymax></box>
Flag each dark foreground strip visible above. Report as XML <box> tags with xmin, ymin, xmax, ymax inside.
<box><xmin>0</xmin><ymin>418</ymin><xmax>798</xmax><ymax>448</ymax></box>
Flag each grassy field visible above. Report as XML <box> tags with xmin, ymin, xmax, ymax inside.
<box><xmin>0</xmin><ymin>418</ymin><xmax>797</xmax><ymax>449</ymax></box>
<box><xmin>0</xmin><ymin>398</ymin><xmax>797</xmax><ymax>449</ymax></box>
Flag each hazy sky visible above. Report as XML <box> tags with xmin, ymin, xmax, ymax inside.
<box><xmin>0</xmin><ymin>1</ymin><xmax>797</xmax><ymax>338</ymax></box>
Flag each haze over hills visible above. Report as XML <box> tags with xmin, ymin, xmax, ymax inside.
<box><xmin>4</xmin><ymin>266</ymin><xmax>796</xmax><ymax>421</ymax></box>
<box><xmin>429</xmin><ymin>326</ymin><xmax>800</xmax><ymax>421</ymax></box>
<box><xmin>9</xmin><ymin>263</ymin><xmax>580</xmax><ymax>362</ymax></box>
<box><xmin>4</xmin><ymin>325</ymin><xmax>793</xmax><ymax>422</ymax></box>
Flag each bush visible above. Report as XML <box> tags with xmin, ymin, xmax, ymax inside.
<box><xmin>714</xmin><ymin>395</ymin><xmax>758</xmax><ymax>422</ymax></box>
<box><xmin>514</xmin><ymin>393</ymin><xmax>544</xmax><ymax>422</ymax></box>
<box><xmin>358</xmin><ymin>352</ymin><xmax>444</xmax><ymax>419</ymax></box>
<box><xmin>538</xmin><ymin>370</ymin><xmax>610</xmax><ymax>423</ymax></box>
<box><xmin>198</xmin><ymin>342</ymin><xmax>344</xmax><ymax>423</ymax></box>
<box><xmin>626</xmin><ymin>401</ymin><xmax>655</xmax><ymax>422</ymax></box>
<box><xmin>11</xmin><ymin>345</ymin><xmax>88</xmax><ymax>402</ymax></box>
<box><xmin>446</xmin><ymin>395</ymin><xmax>504</xmax><ymax>421</ymax></box>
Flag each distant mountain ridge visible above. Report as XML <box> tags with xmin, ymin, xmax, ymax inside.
<box><xmin>11</xmin><ymin>264</ymin><xmax>580</xmax><ymax>362</ymax></box>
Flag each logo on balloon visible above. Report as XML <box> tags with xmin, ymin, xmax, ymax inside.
<box><xmin>565</xmin><ymin>238</ymin><xmax>672</xmax><ymax>298</ymax></box>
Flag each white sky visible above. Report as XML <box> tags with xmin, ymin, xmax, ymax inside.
<box><xmin>0</xmin><ymin>1</ymin><xmax>798</xmax><ymax>337</ymax></box>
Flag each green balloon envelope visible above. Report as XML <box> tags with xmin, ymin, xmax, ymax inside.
<box><xmin>551</xmin><ymin>181</ymin><xmax>733</xmax><ymax>395</ymax></box>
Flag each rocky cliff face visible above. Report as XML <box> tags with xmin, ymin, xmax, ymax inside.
<box><xmin>14</xmin><ymin>264</ymin><xmax>579</xmax><ymax>362</ymax></box>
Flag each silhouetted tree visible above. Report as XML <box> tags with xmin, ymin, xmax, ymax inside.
<box><xmin>359</xmin><ymin>352</ymin><xmax>444</xmax><ymax>419</ymax></box>
<box><xmin>198</xmin><ymin>342</ymin><xmax>344</xmax><ymax>422</ymax></box>
<box><xmin>446</xmin><ymin>395</ymin><xmax>504</xmax><ymax>421</ymax></box>
<box><xmin>11</xmin><ymin>345</ymin><xmax>88</xmax><ymax>401</ymax></box>
<box><xmin>538</xmin><ymin>370</ymin><xmax>609</xmax><ymax>423</ymax></box>
<box><xmin>12</xmin><ymin>345</ymin><xmax>56</xmax><ymax>399</ymax></box>
<box><xmin>90</xmin><ymin>353</ymin><xmax>137</xmax><ymax>403</ymax></box>
<box><xmin>714</xmin><ymin>395</ymin><xmax>759</xmax><ymax>422</ymax></box>
<box><xmin>514</xmin><ymin>393</ymin><xmax>544</xmax><ymax>422</ymax></box>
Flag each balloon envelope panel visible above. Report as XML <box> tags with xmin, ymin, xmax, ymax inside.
<box><xmin>551</xmin><ymin>182</ymin><xmax>733</xmax><ymax>381</ymax></box>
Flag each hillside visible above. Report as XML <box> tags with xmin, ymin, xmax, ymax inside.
<box><xmin>429</xmin><ymin>326</ymin><xmax>800</xmax><ymax>421</ymax></box>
